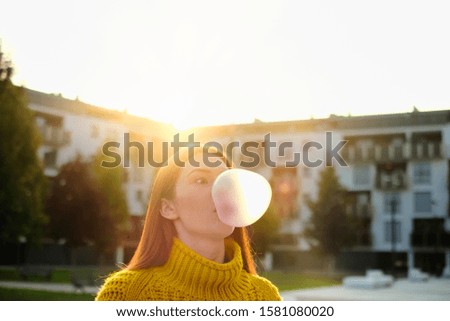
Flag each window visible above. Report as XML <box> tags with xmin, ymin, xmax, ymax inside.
<box><xmin>384</xmin><ymin>193</ymin><xmax>401</xmax><ymax>214</ymax></box>
<box><xmin>384</xmin><ymin>221</ymin><xmax>401</xmax><ymax>243</ymax></box>
<box><xmin>414</xmin><ymin>192</ymin><xmax>432</xmax><ymax>213</ymax></box>
<box><xmin>353</xmin><ymin>165</ymin><xmax>370</xmax><ymax>185</ymax></box>
<box><xmin>43</xmin><ymin>150</ymin><xmax>57</xmax><ymax>168</ymax></box>
<box><xmin>413</xmin><ymin>163</ymin><xmax>431</xmax><ymax>184</ymax></box>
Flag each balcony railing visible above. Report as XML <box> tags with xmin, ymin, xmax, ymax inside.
<box><xmin>38</xmin><ymin>125</ymin><xmax>71</xmax><ymax>147</ymax></box>
<box><xmin>411</xmin><ymin>232</ymin><xmax>450</xmax><ymax>248</ymax></box>
<box><xmin>350</xmin><ymin>204</ymin><xmax>373</xmax><ymax>218</ymax></box>
<box><xmin>343</xmin><ymin>141</ymin><xmax>442</xmax><ymax>164</ymax></box>
<box><xmin>411</xmin><ymin>141</ymin><xmax>442</xmax><ymax>159</ymax></box>
<box><xmin>376</xmin><ymin>172</ymin><xmax>407</xmax><ymax>190</ymax></box>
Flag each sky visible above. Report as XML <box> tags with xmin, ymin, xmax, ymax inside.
<box><xmin>1</xmin><ymin>0</ymin><xmax>449</xmax><ymax>129</ymax></box>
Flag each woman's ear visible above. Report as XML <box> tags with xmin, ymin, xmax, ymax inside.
<box><xmin>160</xmin><ymin>198</ymin><xmax>178</xmax><ymax>220</ymax></box>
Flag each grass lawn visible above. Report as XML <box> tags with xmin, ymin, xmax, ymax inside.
<box><xmin>0</xmin><ymin>287</ymin><xmax>94</xmax><ymax>301</ymax></box>
<box><xmin>0</xmin><ymin>267</ymin><xmax>341</xmax><ymax>300</ymax></box>
<box><xmin>261</xmin><ymin>271</ymin><xmax>341</xmax><ymax>291</ymax></box>
<box><xmin>0</xmin><ymin>267</ymin><xmax>114</xmax><ymax>284</ymax></box>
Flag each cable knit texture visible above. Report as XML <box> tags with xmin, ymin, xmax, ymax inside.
<box><xmin>96</xmin><ymin>238</ymin><xmax>281</xmax><ymax>301</ymax></box>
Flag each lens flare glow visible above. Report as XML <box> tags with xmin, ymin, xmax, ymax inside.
<box><xmin>212</xmin><ymin>169</ymin><xmax>272</xmax><ymax>227</ymax></box>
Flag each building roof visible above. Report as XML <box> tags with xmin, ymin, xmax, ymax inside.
<box><xmin>26</xmin><ymin>88</ymin><xmax>174</xmax><ymax>138</ymax></box>
<box><xmin>190</xmin><ymin>109</ymin><xmax>450</xmax><ymax>139</ymax></box>
<box><xmin>25</xmin><ymin>86</ymin><xmax>450</xmax><ymax>139</ymax></box>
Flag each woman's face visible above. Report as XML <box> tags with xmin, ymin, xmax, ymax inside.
<box><xmin>161</xmin><ymin>154</ymin><xmax>235</xmax><ymax>241</ymax></box>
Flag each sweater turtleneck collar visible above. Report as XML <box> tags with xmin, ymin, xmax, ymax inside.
<box><xmin>161</xmin><ymin>238</ymin><xmax>247</xmax><ymax>293</ymax></box>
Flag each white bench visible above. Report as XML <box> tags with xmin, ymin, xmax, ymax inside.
<box><xmin>343</xmin><ymin>269</ymin><xmax>393</xmax><ymax>289</ymax></box>
<box><xmin>408</xmin><ymin>268</ymin><xmax>429</xmax><ymax>282</ymax></box>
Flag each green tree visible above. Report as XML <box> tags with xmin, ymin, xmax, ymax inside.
<box><xmin>46</xmin><ymin>152</ymin><xmax>129</xmax><ymax>263</ymax></box>
<box><xmin>92</xmin><ymin>149</ymin><xmax>129</xmax><ymax>253</ymax></box>
<box><xmin>46</xmin><ymin>157</ymin><xmax>106</xmax><ymax>248</ymax></box>
<box><xmin>251</xmin><ymin>203</ymin><xmax>280</xmax><ymax>257</ymax></box>
<box><xmin>0</xmin><ymin>57</ymin><xmax>47</xmax><ymax>246</ymax></box>
<box><xmin>305</xmin><ymin>166</ymin><xmax>354</xmax><ymax>267</ymax></box>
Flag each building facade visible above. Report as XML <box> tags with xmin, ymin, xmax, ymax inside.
<box><xmin>191</xmin><ymin>111</ymin><xmax>450</xmax><ymax>275</ymax></box>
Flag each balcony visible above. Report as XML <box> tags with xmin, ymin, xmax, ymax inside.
<box><xmin>38</xmin><ymin>125</ymin><xmax>71</xmax><ymax>147</ymax></box>
<box><xmin>355</xmin><ymin>204</ymin><xmax>373</xmax><ymax>218</ymax></box>
<box><xmin>411</xmin><ymin>131</ymin><xmax>442</xmax><ymax>158</ymax></box>
<box><xmin>410</xmin><ymin>218</ymin><xmax>450</xmax><ymax>249</ymax></box>
<box><xmin>343</xmin><ymin>141</ymin><xmax>442</xmax><ymax>164</ymax></box>
<box><xmin>376</xmin><ymin>170</ymin><xmax>407</xmax><ymax>190</ymax></box>
<box><xmin>411</xmin><ymin>141</ymin><xmax>442</xmax><ymax>159</ymax></box>
<box><xmin>411</xmin><ymin>233</ymin><xmax>450</xmax><ymax>248</ymax></box>
<box><xmin>355</xmin><ymin>223</ymin><xmax>372</xmax><ymax>247</ymax></box>
<box><xmin>352</xmin><ymin>210</ymin><xmax>372</xmax><ymax>247</ymax></box>
<box><xmin>345</xmin><ymin>190</ymin><xmax>373</xmax><ymax>247</ymax></box>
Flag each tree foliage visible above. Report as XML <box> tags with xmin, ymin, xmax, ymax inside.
<box><xmin>305</xmin><ymin>166</ymin><xmax>354</xmax><ymax>257</ymax></box>
<box><xmin>0</xmin><ymin>77</ymin><xmax>47</xmax><ymax>245</ymax></box>
<box><xmin>46</xmin><ymin>152</ymin><xmax>129</xmax><ymax>256</ymax></box>
<box><xmin>92</xmin><ymin>149</ymin><xmax>130</xmax><ymax>250</ymax></box>
<box><xmin>251</xmin><ymin>203</ymin><xmax>280</xmax><ymax>256</ymax></box>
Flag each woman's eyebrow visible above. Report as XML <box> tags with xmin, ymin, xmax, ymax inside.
<box><xmin>187</xmin><ymin>168</ymin><xmax>212</xmax><ymax>177</ymax></box>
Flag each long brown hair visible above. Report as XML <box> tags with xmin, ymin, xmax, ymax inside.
<box><xmin>127</xmin><ymin>146</ymin><xmax>257</xmax><ymax>274</ymax></box>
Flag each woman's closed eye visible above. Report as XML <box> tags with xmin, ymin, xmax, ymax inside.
<box><xmin>194</xmin><ymin>176</ymin><xmax>209</xmax><ymax>184</ymax></box>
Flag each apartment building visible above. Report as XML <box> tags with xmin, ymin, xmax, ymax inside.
<box><xmin>191</xmin><ymin>110</ymin><xmax>450</xmax><ymax>275</ymax></box>
<box><xmin>25</xmin><ymin>88</ymin><xmax>450</xmax><ymax>274</ymax></box>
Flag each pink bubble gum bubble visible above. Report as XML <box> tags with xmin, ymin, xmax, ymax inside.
<box><xmin>212</xmin><ymin>169</ymin><xmax>272</xmax><ymax>227</ymax></box>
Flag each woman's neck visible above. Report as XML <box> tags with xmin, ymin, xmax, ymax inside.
<box><xmin>176</xmin><ymin>233</ymin><xmax>226</xmax><ymax>264</ymax></box>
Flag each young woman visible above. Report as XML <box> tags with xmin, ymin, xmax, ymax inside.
<box><xmin>96</xmin><ymin>147</ymin><xmax>281</xmax><ymax>301</ymax></box>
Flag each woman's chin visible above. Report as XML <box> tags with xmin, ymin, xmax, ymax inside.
<box><xmin>212</xmin><ymin>223</ymin><xmax>235</xmax><ymax>239</ymax></box>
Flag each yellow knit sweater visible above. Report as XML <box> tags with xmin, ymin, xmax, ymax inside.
<box><xmin>96</xmin><ymin>238</ymin><xmax>281</xmax><ymax>301</ymax></box>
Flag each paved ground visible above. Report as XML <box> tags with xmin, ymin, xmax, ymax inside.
<box><xmin>1</xmin><ymin>278</ymin><xmax>450</xmax><ymax>300</ymax></box>
<box><xmin>281</xmin><ymin>277</ymin><xmax>450</xmax><ymax>301</ymax></box>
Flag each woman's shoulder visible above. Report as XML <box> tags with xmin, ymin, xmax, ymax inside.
<box><xmin>246</xmin><ymin>273</ymin><xmax>283</xmax><ymax>301</ymax></box>
<box><xmin>95</xmin><ymin>268</ymin><xmax>152</xmax><ymax>301</ymax></box>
